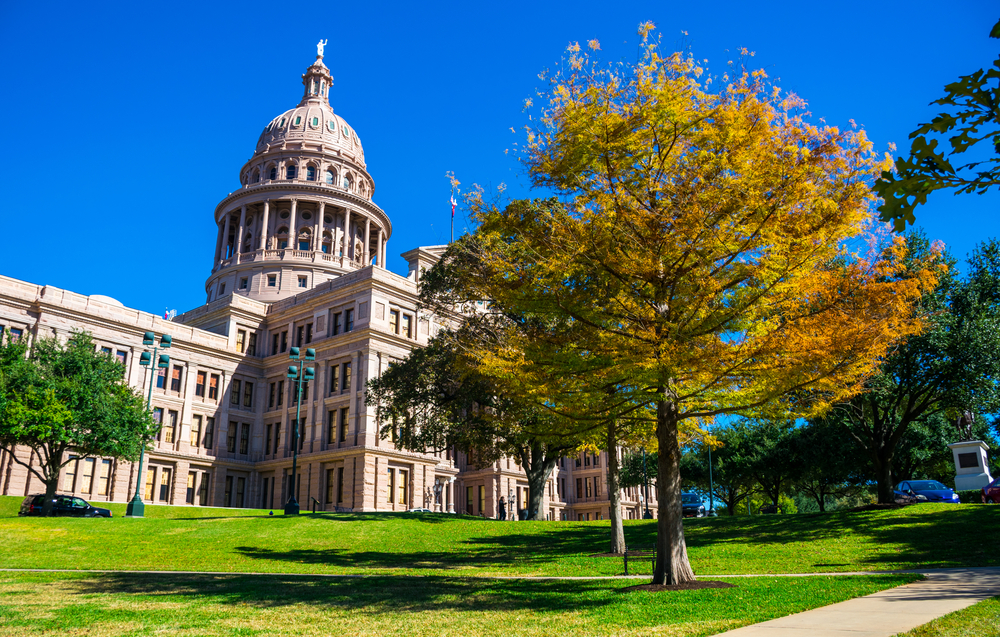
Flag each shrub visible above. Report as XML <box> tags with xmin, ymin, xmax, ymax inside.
<box><xmin>956</xmin><ymin>490</ymin><xmax>983</xmax><ymax>503</ymax></box>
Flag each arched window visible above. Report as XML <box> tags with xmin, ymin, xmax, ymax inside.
<box><xmin>286</xmin><ymin>164</ymin><xmax>297</xmax><ymax>179</ymax></box>
<box><xmin>277</xmin><ymin>226</ymin><xmax>289</xmax><ymax>250</ymax></box>
<box><xmin>325</xmin><ymin>169</ymin><xmax>335</xmax><ymax>185</ymax></box>
<box><xmin>306</xmin><ymin>166</ymin><xmax>316</xmax><ymax>181</ymax></box>
<box><xmin>322</xmin><ymin>231</ymin><xmax>333</xmax><ymax>254</ymax></box>
<box><xmin>343</xmin><ymin>175</ymin><xmax>352</xmax><ymax>190</ymax></box>
<box><xmin>252</xmin><ymin>169</ymin><xmax>260</xmax><ymax>183</ymax></box>
<box><xmin>298</xmin><ymin>230</ymin><xmax>311</xmax><ymax>251</ymax></box>
<box><xmin>269</xmin><ymin>166</ymin><xmax>277</xmax><ymax>180</ymax></box>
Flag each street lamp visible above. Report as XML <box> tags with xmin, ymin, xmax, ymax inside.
<box><xmin>125</xmin><ymin>331</ymin><xmax>172</xmax><ymax>518</ymax></box>
<box><xmin>285</xmin><ymin>346</ymin><xmax>315</xmax><ymax>515</ymax></box>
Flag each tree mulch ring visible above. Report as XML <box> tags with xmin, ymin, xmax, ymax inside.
<box><xmin>621</xmin><ymin>580</ymin><xmax>735</xmax><ymax>593</ymax></box>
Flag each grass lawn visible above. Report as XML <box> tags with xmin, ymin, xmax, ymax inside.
<box><xmin>0</xmin><ymin>496</ymin><xmax>996</xmax><ymax>577</ymax></box>
<box><xmin>900</xmin><ymin>596</ymin><xmax>1000</xmax><ymax>637</ymax></box>
<box><xmin>0</xmin><ymin>571</ymin><xmax>919</xmax><ymax>636</ymax></box>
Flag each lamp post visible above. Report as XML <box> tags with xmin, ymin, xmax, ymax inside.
<box><xmin>707</xmin><ymin>442</ymin><xmax>715</xmax><ymax>516</ymax></box>
<box><xmin>285</xmin><ymin>346</ymin><xmax>315</xmax><ymax>515</ymax></box>
<box><xmin>125</xmin><ymin>331</ymin><xmax>172</xmax><ymax>518</ymax></box>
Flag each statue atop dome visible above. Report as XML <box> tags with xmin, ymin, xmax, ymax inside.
<box><xmin>317</xmin><ymin>39</ymin><xmax>328</xmax><ymax>57</ymax></box>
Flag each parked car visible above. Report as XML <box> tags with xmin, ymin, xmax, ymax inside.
<box><xmin>681</xmin><ymin>492</ymin><xmax>706</xmax><ymax>517</ymax></box>
<box><xmin>406</xmin><ymin>507</ymin><xmax>433</xmax><ymax>513</ymax></box>
<box><xmin>893</xmin><ymin>489</ymin><xmax>925</xmax><ymax>504</ymax></box>
<box><xmin>982</xmin><ymin>477</ymin><xmax>1000</xmax><ymax>503</ymax></box>
<box><xmin>18</xmin><ymin>495</ymin><xmax>112</xmax><ymax>518</ymax></box>
<box><xmin>895</xmin><ymin>480</ymin><xmax>959</xmax><ymax>503</ymax></box>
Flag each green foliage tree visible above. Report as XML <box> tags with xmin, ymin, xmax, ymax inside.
<box><xmin>0</xmin><ymin>331</ymin><xmax>155</xmax><ymax>516</ymax></box>
<box><xmin>876</xmin><ymin>19</ymin><xmax>1000</xmax><ymax>230</ymax></box>
<box><xmin>791</xmin><ymin>418</ymin><xmax>867</xmax><ymax>512</ymax></box>
<box><xmin>366</xmin><ymin>327</ymin><xmax>578</xmax><ymax>519</ymax></box>
<box><xmin>838</xmin><ymin>237</ymin><xmax>1000</xmax><ymax>503</ymax></box>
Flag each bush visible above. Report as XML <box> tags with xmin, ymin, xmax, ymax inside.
<box><xmin>956</xmin><ymin>490</ymin><xmax>983</xmax><ymax>503</ymax></box>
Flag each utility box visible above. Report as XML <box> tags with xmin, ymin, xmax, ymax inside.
<box><xmin>947</xmin><ymin>440</ymin><xmax>993</xmax><ymax>491</ymax></box>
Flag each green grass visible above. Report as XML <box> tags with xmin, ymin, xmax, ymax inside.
<box><xmin>1</xmin><ymin>496</ymin><xmax>997</xmax><ymax>577</ymax></box>
<box><xmin>0</xmin><ymin>571</ymin><xmax>919</xmax><ymax>636</ymax></box>
<box><xmin>899</xmin><ymin>596</ymin><xmax>1000</xmax><ymax>636</ymax></box>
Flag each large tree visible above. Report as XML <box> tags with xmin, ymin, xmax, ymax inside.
<box><xmin>791</xmin><ymin>417</ymin><xmax>867</xmax><ymax>512</ymax></box>
<box><xmin>0</xmin><ymin>331</ymin><xmax>154</xmax><ymax>516</ymax></box>
<box><xmin>462</xmin><ymin>26</ymin><xmax>937</xmax><ymax>584</ymax></box>
<box><xmin>837</xmin><ymin>237</ymin><xmax>1000</xmax><ymax>503</ymax></box>
<box><xmin>876</xmin><ymin>19</ymin><xmax>1000</xmax><ymax>230</ymax></box>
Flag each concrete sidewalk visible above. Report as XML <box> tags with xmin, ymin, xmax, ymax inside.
<box><xmin>719</xmin><ymin>567</ymin><xmax>1000</xmax><ymax>636</ymax></box>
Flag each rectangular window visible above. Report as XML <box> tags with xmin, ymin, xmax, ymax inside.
<box><xmin>326</xmin><ymin>469</ymin><xmax>335</xmax><ymax>505</ymax></box>
<box><xmin>305</xmin><ymin>323</ymin><xmax>313</xmax><ymax>344</ymax></box>
<box><xmin>191</xmin><ymin>414</ymin><xmax>202</xmax><ymax>447</ymax></box>
<box><xmin>198</xmin><ymin>473</ymin><xmax>209</xmax><ymax>506</ymax></box>
<box><xmin>342</xmin><ymin>362</ymin><xmax>351</xmax><ymax>392</ymax></box>
<box><xmin>227</xmin><ymin>422</ymin><xmax>238</xmax><ymax>453</ymax></box>
<box><xmin>152</xmin><ymin>407</ymin><xmax>163</xmax><ymax>433</ymax></box>
<box><xmin>239</xmin><ymin>423</ymin><xmax>250</xmax><ymax>455</ymax></box>
<box><xmin>145</xmin><ymin>468</ymin><xmax>155</xmax><ymax>501</ymax></box>
<box><xmin>594</xmin><ymin>476</ymin><xmax>601</xmax><ymax>497</ymax></box>
<box><xmin>296</xmin><ymin>325</ymin><xmax>304</xmax><ymax>348</ymax></box>
<box><xmin>156</xmin><ymin>368</ymin><xmax>166</xmax><ymax>389</ymax></box>
<box><xmin>116</xmin><ymin>350</ymin><xmax>127</xmax><ymax>366</ymax></box>
<box><xmin>272</xmin><ymin>334</ymin><xmax>279</xmax><ymax>356</ymax></box>
<box><xmin>339</xmin><ymin>408</ymin><xmax>349</xmax><ymax>442</ymax></box>
<box><xmin>273</xmin><ymin>422</ymin><xmax>281</xmax><ymax>454</ymax></box>
<box><xmin>387</xmin><ymin>469</ymin><xmax>395</xmax><ymax>504</ymax></box>
<box><xmin>585</xmin><ymin>477</ymin><xmax>592</xmax><ymax>498</ymax></box>
<box><xmin>332</xmin><ymin>312</ymin><xmax>341</xmax><ymax>335</ymax></box>
<box><xmin>299</xmin><ymin>417</ymin><xmax>306</xmax><ymax>451</ymax></box>
<box><xmin>231</xmin><ymin>379</ymin><xmax>241</xmax><ymax>405</ymax></box>
<box><xmin>186</xmin><ymin>472</ymin><xmax>196</xmax><ymax>503</ymax></box>
<box><xmin>265</xmin><ymin>424</ymin><xmax>272</xmax><ymax>454</ymax></box>
<box><xmin>402</xmin><ymin>314</ymin><xmax>412</xmax><ymax>339</ymax></box>
<box><xmin>62</xmin><ymin>456</ymin><xmax>79</xmax><ymax>491</ymax></box>
<box><xmin>576</xmin><ymin>478</ymin><xmax>583</xmax><ymax>499</ymax></box>
<box><xmin>298</xmin><ymin>276</ymin><xmax>307</xmax><ymax>288</ymax></box>
<box><xmin>584</xmin><ymin>454</ymin><xmax>590</xmax><ymax>466</ymax></box>
<box><xmin>209</xmin><ymin>374</ymin><xmax>219</xmax><ymax>400</ymax></box>
<box><xmin>204</xmin><ymin>417</ymin><xmax>215</xmax><ymax>449</ymax></box>
<box><xmin>247</xmin><ymin>333</ymin><xmax>257</xmax><ymax>356</ymax></box>
<box><xmin>478</xmin><ymin>485</ymin><xmax>485</xmax><ymax>513</ymax></box>
<box><xmin>239</xmin><ymin>277</ymin><xmax>248</xmax><ymax>290</ymax></box>
<box><xmin>237</xmin><ymin>329</ymin><xmax>247</xmax><ymax>353</ymax></box>
<box><xmin>195</xmin><ymin>371</ymin><xmax>206</xmax><ymax>397</ymax></box>
<box><xmin>593</xmin><ymin>454</ymin><xmax>600</xmax><ymax>467</ymax></box>
<box><xmin>97</xmin><ymin>459</ymin><xmax>111</xmax><ymax>496</ymax></box>
<box><xmin>268</xmin><ymin>382</ymin><xmax>275</xmax><ymax>409</ymax></box>
<box><xmin>389</xmin><ymin>310</ymin><xmax>399</xmax><ymax>334</ymax></box>
<box><xmin>170</xmin><ymin>366</ymin><xmax>182</xmax><ymax>392</ymax></box>
<box><xmin>159</xmin><ymin>468</ymin><xmax>172</xmax><ymax>502</ymax></box>
<box><xmin>281</xmin><ymin>331</ymin><xmax>288</xmax><ymax>353</ymax></box>
<box><xmin>101</xmin><ymin>346</ymin><xmax>112</xmax><ymax>355</ymax></box>
<box><xmin>337</xmin><ymin>467</ymin><xmax>344</xmax><ymax>503</ymax></box>
<box><xmin>164</xmin><ymin>410</ymin><xmax>178</xmax><ymax>444</ymax></box>
<box><xmin>399</xmin><ymin>470</ymin><xmax>409</xmax><ymax>505</ymax></box>
<box><xmin>345</xmin><ymin>309</ymin><xmax>354</xmax><ymax>332</ymax></box>
<box><xmin>267</xmin><ymin>274</ymin><xmax>276</xmax><ymax>287</ymax></box>
<box><xmin>329</xmin><ymin>365</ymin><xmax>339</xmax><ymax>394</ymax></box>
<box><xmin>466</xmin><ymin>486</ymin><xmax>474</xmax><ymax>515</ymax></box>
<box><xmin>327</xmin><ymin>410</ymin><xmax>336</xmax><ymax>443</ymax></box>
<box><xmin>224</xmin><ymin>476</ymin><xmax>233</xmax><ymax>507</ymax></box>
<box><xmin>243</xmin><ymin>381</ymin><xmax>253</xmax><ymax>408</ymax></box>
<box><xmin>277</xmin><ymin>380</ymin><xmax>284</xmax><ymax>406</ymax></box>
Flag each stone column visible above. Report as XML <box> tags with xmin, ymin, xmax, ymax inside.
<box><xmin>343</xmin><ymin>207</ymin><xmax>352</xmax><ymax>259</ymax></box>
<box><xmin>236</xmin><ymin>205</ymin><xmax>247</xmax><ymax>261</ymax></box>
<box><xmin>380</xmin><ymin>231</ymin><xmax>387</xmax><ymax>269</ymax></box>
<box><xmin>214</xmin><ymin>222</ymin><xmax>224</xmax><ymax>264</ymax></box>
<box><xmin>447</xmin><ymin>480</ymin><xmax>455</xmax><ymax>513</ymax></box>
<box><xmin>259</xmin><ymin>200</ymin><xmax>270</xmax><ymax>250</ymax></box>
<box><xmin>335</xmin><ymin>212</ymin><xmax>343</xmax><ymax>257</ymax></box>
<box><xmin>288</xmin><ymin>199</ymin><xmax>298</xmax><ymax>251</ymax></box>
<box><xmin>364</xmin><ymin>217</ymin><xmax>371</xmax><ymax>265</ymax></box>
<box><xmin>221</xmin><ymin>213</ymin><xmax>231</xmax><ymax>261</ymax></box>
<box><xmin>315</xmin><ymin>202</ymin><xmax>324</xmax><ymax>252</ymax></box>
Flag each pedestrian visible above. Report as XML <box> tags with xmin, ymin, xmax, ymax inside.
<box><xmin>498</xmin><ymin>496</ymin><xmax>506</xmax><ymax>520</ymax></box>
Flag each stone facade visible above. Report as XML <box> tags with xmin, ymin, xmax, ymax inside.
<box><xmin>0</xmin><ymin>48</ymin><xmax>658</xmax><ymax>522</ymax></box>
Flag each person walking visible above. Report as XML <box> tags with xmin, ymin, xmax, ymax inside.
<box><xmin>498</xmin><ymin>496</ymin><xmax>506</xmax><ymax>520</ymax></box>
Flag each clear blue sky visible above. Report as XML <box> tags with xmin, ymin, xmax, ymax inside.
<box><xmin>1</xmin><ymin>1</ymin><xmax>996</xmax><ymax>315</ymax></box>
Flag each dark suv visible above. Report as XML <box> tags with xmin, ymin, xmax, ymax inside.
<box><xmin>681</xmin><ymin>492</ymin><xmax>706</xmax><ymax>518</ymax></box>
<box><xmin>19</xmin><ymin>495</ymin><xmax>112</xmax><ymax>518</ymax></box>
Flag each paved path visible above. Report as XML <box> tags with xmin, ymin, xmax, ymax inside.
<box><xmin>718</xmin><ymin>567</ymin><xmax>1000</xmax><ymax>637</ymax></box>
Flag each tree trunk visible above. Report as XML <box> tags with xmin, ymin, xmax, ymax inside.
<box><xmin>41</xmin><ymin>457</ymin><xmax>59</xmax><ymax>517</ymax></box>
<box><xmin>652</xmin><ymin>397</ymin><xmax>696</xmax><ymax>585</ymax></box>
<box><xmin>874</xmin><ymin>452</ymin><xmax>895</xmax><ymax>504</ymax></box>
<box><xmin>606</xmin><ymin>420</ymin><xmax>626</xmax><ymax>554</ymax></box>
<box><xmin>522</xmin><ymin>441</ymin><xmax>560</xmax><ymax>521</ymax></box>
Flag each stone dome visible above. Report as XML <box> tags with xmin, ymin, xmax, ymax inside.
<box><xmin>256</xmin><ymin>104</ymin><xmax>365</xmax><ymax>168</ymax></box>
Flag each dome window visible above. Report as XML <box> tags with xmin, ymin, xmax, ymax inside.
<box><xmin>325</xmin><ymin>169</ymin><xmax>335</xmax><ymax>185</ymax></box>
<box><xmin>280</xmin><ymin>211</ymin><xmax>290</xmax><ymax>219</ymax></box>
<box><xmin>294</xmin><ymin>116</ymin><xmax>302</xmax><ymax>127</ymax></box>
<box><xmin>269</xmin><ymin>167</ymin><xmax>277</xmax><ymax>180</ymax></box>
<box><xmin>286</xmin><ymin>164</ymin><xmax>297</xmax><ymax>179</ymax></box>
<box><xmin>280</xmin><ymin>118</ymin><xmax>286</xmax><ymax>127</ymax></box>
<box><xmin>311</xmin><ymin>117</ymin><xmax>319</xmax><ymax>127</ymax></box>
<box><xmin>342</xmin><ymin>125</ymin><xmax>348</xmax><ymax>137</ymax></box>
<box><xmin>306</xmin><ymin>166</ymin><xmax>316</xmax><ymax>181</ymax></box>
<box><xmin>302</xmin><ymin>212</ymin><xmax>313</xmax><ymax>221</ymax></box>
<box><xmin>343</xmin><ymin>176</ymin><xmax>353</xmax><ymax>190</ymax></box>
<box><xmin>324</xmin><ymin>214</ymin><xmax>333</xmax><ymax>224</ymax></box>
<box><xmin>251</xmin><ymin>169</ymin><xmax>260</xmax><ymax>183</ymax></box>
<box><xmin>327</xmin><ymin>121</ymin><xmax>335</xmax><ymax>133</ymax></box>
<box><xmin>311</xmin><ymin>79</ymin><xmax>317</xmax><ymax>95</ymax></box>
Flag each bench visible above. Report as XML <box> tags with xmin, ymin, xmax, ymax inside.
<box><xmin>623</xmin><ymin>544</ymin><xmax>656</xmax><ymax>576</ymax></box>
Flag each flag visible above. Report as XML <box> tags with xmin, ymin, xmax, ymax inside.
<box><xmin>450</xmin><ymin>195</ymin><xmax>457</xmax><ymax>218</ymax></box>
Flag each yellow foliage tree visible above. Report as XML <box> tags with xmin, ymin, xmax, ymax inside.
<box><xmin>465</xmin><ymin>26</ymin><xmax>939</xmax><ymax>585</ymax></box>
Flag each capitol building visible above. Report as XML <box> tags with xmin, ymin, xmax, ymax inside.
<box><xmin>0</xmin><ymin>47</ymin><xmax>656</xmax><ymax>521</ymax></box>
